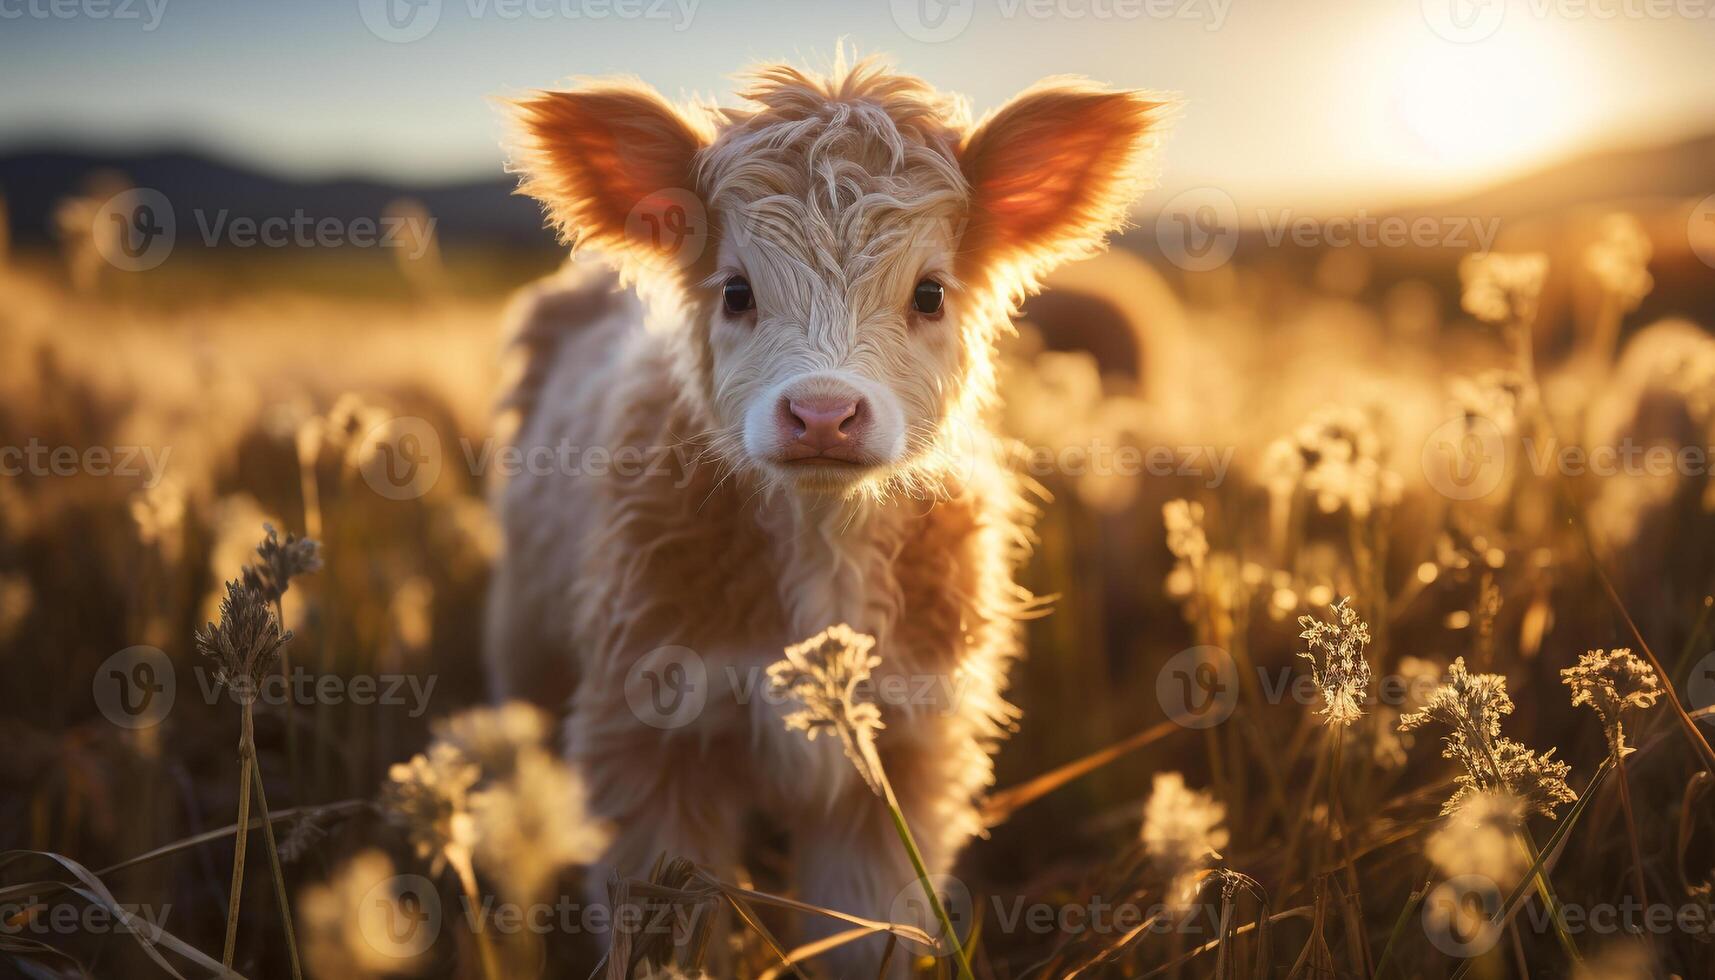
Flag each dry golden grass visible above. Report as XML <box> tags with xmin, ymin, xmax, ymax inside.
<box><xmin>2</xmin><ymin>205</ymin><xmax>1714</xmax><ymax>979</ymax></box>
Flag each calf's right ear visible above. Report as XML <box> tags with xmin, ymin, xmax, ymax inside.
<box><xmin>959</xmin><ymin>80</ymin><xmax>1169</xmax><ymax>282</ymax></box>
<box><xmin>507</xmin><ymin>81</ymin><xmax>710</xmax><ymax>267</ymax></box>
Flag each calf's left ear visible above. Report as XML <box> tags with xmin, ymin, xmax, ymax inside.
<box><xmin>507</xmin><ymin>81</ymin><xmax>711</xmax><ymax>267</ymax></box>
<box><xmin>959</xmin><ymin>80</ymin><xmax>1169</xmax><ymax>279</ymax></box>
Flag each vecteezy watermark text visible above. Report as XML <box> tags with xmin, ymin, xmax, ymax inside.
<box><xmin>888</xmin><ymin>0</ymin><xmax>1229</xmax><ymax>43</ymax></box>
<box><xmin>0</xmin><ymin>0</ymin><xmax>167</xmax><ymax>29</ymax></box>
<box><xmin>91</xmin><ymin>189</ymin><xmax>438</xmax><ymax>272</ymax></box>
<box><xmin>93</xmin><ymin>646</ymin><xmax>440</xmax><ymax>729</ymax></box>
<box><xmin>358</xmin><ymin>0</ymin><xmax>699</xmax><ymax>42</ymax></box>
<box><xmin>1155</xmin><ymin>189</ymin><xmax>1503</xmax><ymax>272</ymax></box>
<box><xmin>0</xmin><ymin>439</ymin><xmax>171</xmax><ymax>488</ymax></box>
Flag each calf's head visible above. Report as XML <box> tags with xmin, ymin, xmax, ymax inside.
<box><xmin>510</xmin><ymin>60</ymin><xmax>1164</xmax><ymax>498</ymax></box>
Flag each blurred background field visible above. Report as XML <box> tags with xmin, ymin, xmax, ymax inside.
<box><xmin>3</xmin><ymin>127</ymin><xmax>1715</xmax><ymax>976</ymax></box>
<box><xmin>4</xmin><ymin>1</ymin><xmax>1715</xmax><ymax>971</ymax></box>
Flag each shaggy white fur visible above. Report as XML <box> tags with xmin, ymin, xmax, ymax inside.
<box><xmin>488</xmin><ymin>54</ymin><xmax>1167</xmax><ymax>976</ymax></box>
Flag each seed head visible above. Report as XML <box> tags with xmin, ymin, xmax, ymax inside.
<box><xmin>1425</xmin><ymin>790</ymin><xmax>1530</xmax><ymax>891</ymax></box>
<box><xmin>243</xmin><ymin>522</ymin><xmax>322</xmax><ymax>604</ymax></box>
<box><xmin>1583</xmin><ymin>213</ymin><xmax>1653</xmax><ymax>312</ymax></box>
<box><xmin>299</xmin><ymin>850</ymin><xmax>431</xmax><ymax>978</ymax></box>
<box><xmin>1401</xmin><ymin>658</ymin><xmax>1576</xmax><ymax>819</ymax></box>
<box><xmin>1140</xmin><ymin>772</ymin><xmax>1228</xmax><ymax>910</ymax></box>
<box><xmin>194</xmin><ymin>579</ymin><xmax>292</xmax><ymax>701</ymax></box>
<box><xmin>1460</xmin><ymin>252</ymin><xmax>1548</xmax><ymax>327</ymax></box>
<box><xmin>767</xmin><ymin>624</ymin><xmax>886</xmax><ymax>795</ymax></box>
<box><xmin>1163</xmin><ymin>499</ymin><xmax>1209</xmax><ymax>570</ymax></box>
<box><xmin>1561</xmin><ymin>648</ymin><xmax>1661</xmax><ymax>756</ymax></box>
<box><xmin>1266</xmin><ymin>406</ymin><xmax>1401</xmax><ymax>519</ymax></box>
<box><xmin>432</xmin><ymin>701</ymin><xmax>554</xmax><ymax>777</ymax></box>
<box><xmin>470</xmin><ymin>744</ymin><xmax>609</xmax><ymax>900</ymax></box>
<box><xmin>1297</xmin><ymin>597</ymin><xmax>1373</xmax><ymax>727</ymax></box>
<box><xmin>381</xmin><ymin>742</ymin><xmax>479</xmax><ymax>879</ymax></box>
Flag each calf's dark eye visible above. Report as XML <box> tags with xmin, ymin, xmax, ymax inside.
<box><xmin>722</xmin><ymin>276</ymin><xmax>754</xmax><ymax>315</ymax></box>
<box><xmin>912</xmin><ymin>279</ymin><xmax>944</xmax><ymax>316</ymax></box>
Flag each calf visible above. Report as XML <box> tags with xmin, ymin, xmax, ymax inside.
<box><xmin>487</xmin><ymin>56</ymin><xmax>1166</xmax><ymax>972</ymax></box>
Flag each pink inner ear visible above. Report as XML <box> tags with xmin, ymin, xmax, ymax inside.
<box><xmin>962</xmin><ymin>88</ymin><xmax>1161</xmax><ymax>264</ymax></box>
<box><xmin>512</xmin><ymin>86</ymin><xmax>708</xmax><ymax>260</ymax></box>
<box><xmin>980</xmin><ymin>130</ymin><xmax>1114</xmax><ymax>238</ymax></box>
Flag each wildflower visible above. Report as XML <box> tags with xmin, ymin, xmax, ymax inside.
<box><xmin>1425</xmin><ymin>790</ymin><xmax>1530</xmax><ymax>890</ymax></box>
<box><xmin>767</xmin><ymin>624</ymin><xmax>887</xmax><ymax>795</ymax></box>
<box><xmin>1267</xmin><ymin>406</ymin><xmax>1401</xmax><ymax>519</ymax></box>
<box><xmin>1460</xmin><ymin>252</ymin><xmax>1548</xmax><ymax>327</ymax></box>
<box><xmin>381</xmin><ymin>742</ymin><xmax>480</xmax><ymax>881</ymax></box>
<box><xmin>470</xmin><ymin>744</ymin><xmax>608</xmax><ymax>900</ymax></box>
<box><xmin>309</xmin><ymin>393</ymin><xmax>394</xmax><ymax>472</ymax></box>
<box><xmin>1561</xmin><ymin>649</ymin><xmax>1661</xmax><ymax>756</ymax></box>
<box><xmin>1584</xmin><ymin>214</ymin><xmax>1653</xmax><ymax>312</ymax></box>
<box><xmin>1400</xmin><ymin>657</ymin><xmax>1576</xmax><ymax>819</ymax></box>
<box><xmin>243</xmin><ymin>522</ymin><xmax>322</xmax><ymax>604</ymax></box>
<box><xmin>432</xmin><ymin>701</ymin><xmax>553</xmax><ymax>776</ymax></box>
<box><xmin>299</xmin><ymin>850</ymin><xmax>431</xmax><ymax>978</ymax></box>
<box><xmin>1665</xmin><ymin>341</ymin><xmax>1715</xmax><ymax>424</ymax></box>
<box><xmin>1163</xmin><ymin>499</ymin><xmax>1209</xmax><ymax>571</ymax></box>
<box><xmin>1448</xmin><ymin>370</ymin><xmax>1524</xmax><ymax>439</ymax></box>
<box><xmin>195</xmin><ymin>579</ymin><xmax>293</xmax><ymax>702</ymax></box>
<box><xmin>1297</xmin><ymin>597</ymin><xmax>1373</xmax><ymax>727</ymax></box>
<box><xmin>1140</xmin><ymin>772</ymin><xmax>1228</xmax><ymax>910</ymax></box>
<box><xmin>129</xmin><ymin>477</ymin><xmax>187</xmax><ymax>552</ymax></box>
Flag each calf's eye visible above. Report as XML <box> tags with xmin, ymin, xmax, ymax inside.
<box><xmin>722</xmin><ymin>276</ymin><xmax>754</xmax><ymax>315</ymax></box>
<box><xmin>912</xmin><ymin>279</ymin><xmax>944</xmax><ymax>317</ymax></box>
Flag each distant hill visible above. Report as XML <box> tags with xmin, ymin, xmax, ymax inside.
<box><xmin>0</xmin><ymin>149</ymin><xmax>548</xmax><ymax>249</ymax></box>
<box><xmin>1404</xmin><ymin>131</ymin><xmax>1715</xmax><ymax>222</ymax></box>
<box><xmin>5</xmin><ymin>130</ymin><xmax>1712</xmax><ymax>254</ymax></box>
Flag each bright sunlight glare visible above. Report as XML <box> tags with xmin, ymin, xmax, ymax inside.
<box><xmin>1374</xmin><ymin>25</ymin><xmax>1596</xmax><ymax>191</ymax></box>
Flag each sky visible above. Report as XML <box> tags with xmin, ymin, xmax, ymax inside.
<box><xmin>3</xmin><ymin>0</ymin><xmax>1714</xmax><ymax>211</ymax></box>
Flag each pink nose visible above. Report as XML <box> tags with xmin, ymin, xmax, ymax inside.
<box><xmin>783</xmin><ymin>395</ymin><xmax>863</xmax><ymax>452</ymax></box>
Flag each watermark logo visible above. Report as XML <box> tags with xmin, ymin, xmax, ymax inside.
<box><xmin>1156</xmin><ymin>645</ymin><xmax>1239</xmax><ymax>729</ymax></box>
<box><xmin>888</xmin><ymin>873</ymin><xmax>975</xmax><ymax>955</ymax></box>
<box><xmin>890</xmin><ymin>0</ymin><xmax>976</xmax><ymax>41</ymax></box>
<box><xmin>1422</xmin><ymin>874</ymin><xmax>1504</xmax><ymax>957</ymax></box>
<box><xmin>93</xmin><ymin>188</ymin><xmax>175</xmax><ymax>272</ymax></box>
<box><xmin>1690</xmin><ymin>194</ymin><xmax>1715</xmax><ymax>270</ymax></box>
<box><xmin>625</xmin><ymin>188</ymin><xmax>709</xmax><ymax>269</ymax></box>
<box><xmin>358</xmin><ymin>416</ymin><xmax>443</xmax><ymax>501</ymax></box>
<box><xmin>93</xmin><ymin>645</ymin><xmax>177</xmax><ymax>730</ymax></box>
<box><xmin>1155</xmin><ymin>188</ymin><xmax>1239</xmax><ymax>273</ymax></box>
<box><xmin>1422</xmin><ymin>0</ymin><xmax>1506</xmax><ymax>42</ymax></box>
<box><xmin>1422</xmin><ymin>413</ymin><xmax>1508</xmax><ymax>500</ymax></box>
<box><xmin>360</xmin><ymin>875</ymin><xmax>443</xmax><ymax>958</ymax></box>
<box><xmin>359</xmin><ymin>0</ymin><xmax>442</xmax><ymax>41</ymax></box>
<box><xmin>625</xmin><ymin>645</ymin><xmax>708</xmax><ymax>729</ymax></box>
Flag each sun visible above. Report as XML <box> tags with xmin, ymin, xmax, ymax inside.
<box><xmin>1378</xmin><ymin>24</ymin><xmax>1596</xmax><ymax>187</ymax></box>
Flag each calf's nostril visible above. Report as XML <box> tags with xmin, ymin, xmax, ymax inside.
<box><xmin>839</xmin><ymin>400</ymin><xmax>863</xmax><ymax>433</ymax></box>
<box><xmin>778</xmin><ymin>397</ymin><xmax>806</xmax><ymax>436</ymax></box>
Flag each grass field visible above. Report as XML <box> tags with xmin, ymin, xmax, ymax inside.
<box><xmin>2</xmin><ymin>190</ymin><xmax>1714</xmax><ymax>979</ymax></box>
